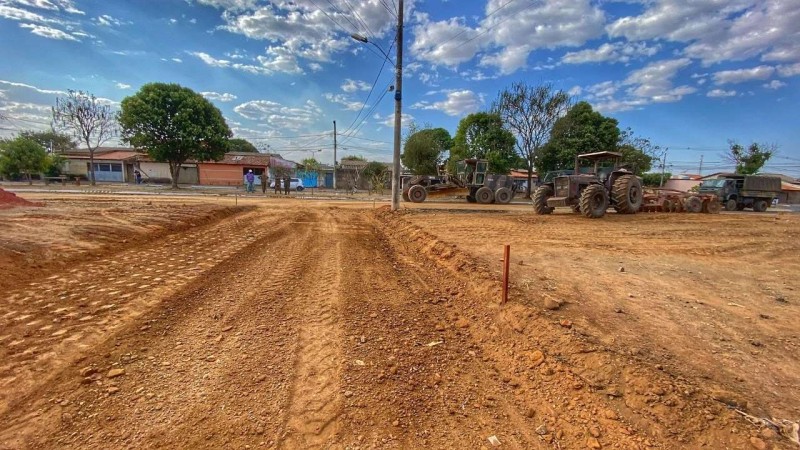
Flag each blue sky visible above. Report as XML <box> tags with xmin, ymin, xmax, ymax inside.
<box><xmin>1</xmin><ymin>0</ymin><xmax>799</xmax><ymax>177</ymax></box>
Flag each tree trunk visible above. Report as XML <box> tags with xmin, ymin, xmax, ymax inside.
<box><xmin>88</xmin><ymin>145</ymin><xmax>96</xmax><ymax>186</ymax></box>
<box><xmin>27</xmin><ymin>172</ymin><xmax>32</xmax><ymax>185</ymax></box>
<box><xmin>526</xmin><ymin>159</ymin><xmax>534</xmax><ymax>198</ymax></box>
<box><xmin>170</xmin><ymin>162</ymin><xmax>182</xmax><ymax>189</ymax></box>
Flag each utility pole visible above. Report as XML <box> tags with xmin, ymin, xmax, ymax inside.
<box><xmin>333</xmin><ymin>120</ymin><xmax>337</xmax><ymax>190</ymax></box>
<box><xmin>391</xmin><ymin>0</ymin><xmax>404</xmax><ymax>211</ymax></box>
<box><xmin>659</xmin><ymin>148</ymin><xmax>668</xmax><ymax>187</ymax></box>
<box><xmin>698</xmin><ymin>154</ymin><xmax>704</xmax><ymax>175</ymax></box>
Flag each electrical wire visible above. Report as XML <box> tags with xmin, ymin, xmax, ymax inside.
<box><xmin>437</xmin><ymin>0</ymin><xmax>523</xmax><ymax>48</ymax></box>
<box><xmin>452</xmin><ymin>0</ymin><xmax>536</xmax><ymax>51</ymax></box>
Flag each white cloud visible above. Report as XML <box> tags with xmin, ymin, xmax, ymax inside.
<box><xmin>233</xmin><ymin>99</ymin><xmax>322</xmax><ymax>131</ymax></box>
<box><xmin>712</xmin><ymin>65</ymin><xmax>775</xmax><ymax>84</ymax></box>
<box><xmin>413</xmin><ymin>0</ymin><xmax>605</xmax><ymax>74</ymax></box>
<box><xmin>378</xmin><ymin>112</ymin><xmax>414</xmax><ymax>128</ymax></box>
<box><xmin>763</xmin><ymin>80</ymin><xmax>786</xmax><ymax>90</ymax></box>
<box><xmin>608</xmin><ymin>0</ymin><xmax>800</xmax><ymax>66</ymax></box>
<box><xmin>0</xmin><ymin>79</ymin><xmax>64</xmax><ymax>95</ymax></box>
<box><xmin>19</xmin><ymin>23</ymin><xmax>80</xmax><ymax>41</ymax></box>
<box><xmin>778</xmin><ymin>62</ymin><xmax>800</xmax><ymax>77</ymax></box>
<box><xmin>323</xmin><ymin>93</ymin><xmax>362</xmax><ymax>111</ymax></box>
<box><xmin>341</xmin><ymin>79</ymin><xmax>371</xmax><ymax>93</ymax></box>
<box><xmin>6</xmin><ymin>0</ymin><xmax>83</xmax><ymax>14</ymax></box>
<box><xmin>172</xmin><ymin>58</ymin><xmax>182</xmax><ymax>63</ymax></box>
<box><xmin>411</xmin><ymin>90</ymin><xmax>483</xmax><ymax>117</ymax></box>
<box><xmin>201</xmin><ymin>91</ymin><xmax>238</xmax><ymax>102</ymax></box>
<box><xmin>561</xmin><ymin>42</ymin><xmax>660</xmax><ymax>65</ymax></box>
<box><xmin>707</xmin><ymin>89</ymin><xmax>737</xmax><ymax>97</ymax></box>
<box><xmin>95</xmin><ymin>14</ymin><xmax>121</xmax><ymax>27</ymax></box>
<box><xmin>189</xmin><ymin>51</ymin><xmax>270</xmax><ymax>75</ymax></box>
<box><xmin>256</xmin><ymin>46</ymin><xmax>303</xmax><ymax>74</ymax></box>
<box><xmin>115</xmin><ymin>82</ymin><xmax>131</xmax><ymax>90</ymax></box>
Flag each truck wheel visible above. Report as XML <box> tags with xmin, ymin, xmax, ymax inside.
<box><xmin>612</xmin><ymin>174</ymin><xmax>643</xmax><ymax>214</ymax></box>
<box><xmin>494</xmin><ymin>187</ymin><xmax>512</xmax><ymax>204</ymax></box>
<box><xmin>725</xmin><ymin>199</ymin><xmax>737</xmax><ymax>211</ymax></box>
<box><xmin>408</xmin><ymin>184</ymin><xmax>427</xmax><ymax>203</ymax></box>
<box><xmin>752</xmin><ymin>199</ymin><xmax>768</xmax><ymax>212</ymax></box>
<box><xmin>475</xmin><ymin>186</ymin><xmax>494</xmax><ymax>204</ymax></box>
<box><xmin>685</xmin><ymin>196</ymin><xmax>703</xmax><ymax>213</ymax></box>
<box><xmin>579</xmin><ymin>184</ymin><xmax>608</xmax><ymax>218</ymax></box>
<box><xmin>705</xmin><ymin>200</ymin><xmax>721</xmax><ymax>214</ymax></box>
<box><xmin>532</xmin><ymin>185</ymin><xmax>554</xmax><ymax>214</ymax></box>
<box><xmin>402</xmin><ymin>190</ymin><xmax>410</xmax><ymax>202</ymax></box>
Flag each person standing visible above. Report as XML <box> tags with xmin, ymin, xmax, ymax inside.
<box><xmin>245</xmin><ymin>169</ymin><xmax>255</xmax><ymax>193</ymax></box>
<box><xmin>134</xmin><ymin>169</ymin><xmax>142</xmax><ymax>185</ymax></box>
<box><xmin>261</xmin><ymin>173</ymin><xmax>267</xmax><ymax>194</ymax></box>
<box><xmin>283</xmin><ymin>175</ymin><xmax>291</xmax><ymax>195</ymax></box>
<box><xmin>273</xmin><ymin>173</ymin><xmax>281</xmax><ymax>194</ymax></box>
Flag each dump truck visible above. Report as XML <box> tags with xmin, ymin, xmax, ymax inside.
<box><xmin>532</xmin><ymin>151</ymin><xmax>642</xmax><ymax>218</ymax></box>
<box><xmin>698</xmin><ymin>175</ymin><xmax>781</xmax><ymax>212</ymax></box>
<box><xmin>402</xmin><ymin>159</ymin><xmax>518</xmax><ymax>204</ymax></box>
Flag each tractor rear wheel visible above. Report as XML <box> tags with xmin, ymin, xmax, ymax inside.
<box><xmin>408</xmin><ymin>184</ymin><xmax>427</xmax><ymax>203</ymax></box>
<box><xmin>612</xmin><ymin>174</ymin><xmax>643</xmax><ymax>214</ymax></box>
<box><xmin>494</xmin><ymin>187</ymin><xmax>513</xmax><ymax>204</ymax></box>
<box><xmin>402</xmin><ymin>190</ymin><xmax>410</xmax><ymax>202</ymax></box>
<box><xmin>475</xmin><ymin>186</ymin><xmax>494</xmax><ymax>204</ymax></box>
<box><xmin>571</xmin><ymin>204</ymin><xmax>581</xmax><ymax>214</ymax></box>
<box><xmin>752</xmin><ymin>199</ymin><xmax>768</xmax><ymax>212</ymax></box>
<box><xmin>685</xmin><ymin>196</ymin><xmax>703</xmax><ymax>213</ymax></box>
<box><xmin>579</xmin><ymin>184</ymin><xmax>608</xmax><ymax>218</ymax></box>
<box><xmin>532</xmin><ymin>185</ymin><xmax>554</xmax><ymax>214</ymax></box>
<box><xmin>725</xmin><ymin>199</ymin><xmax>737</xmax><ymax>211</ymax></box>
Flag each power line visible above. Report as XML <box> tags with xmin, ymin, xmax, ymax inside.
<box><xmin>438</xmin><ymin>0</ymin><xmax>523</xmax><ymax>47</ymax></box>
<box><xmin>452</xmin><ymin>0</ymin><xmax>536</xmax><ymax>51</ymax></box>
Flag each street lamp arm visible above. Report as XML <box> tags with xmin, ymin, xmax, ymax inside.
<box><xmin>350</xmin><ymin>33</ymin><xmax>395</xmax><ymax>67</ymax></box>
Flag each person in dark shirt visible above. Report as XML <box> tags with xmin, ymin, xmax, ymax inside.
<box><xmin>283</xmin><ymin>175</ymin><xmax>291</xmax><ymax>195</ymax></box>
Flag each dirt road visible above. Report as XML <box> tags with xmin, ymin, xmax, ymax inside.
<box><xmin>0</xmin><ymin>199</ymin><xmax>795</xmax><ymax>449</ymax></box>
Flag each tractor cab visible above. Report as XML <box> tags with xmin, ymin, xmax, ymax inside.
<box><xmin>454</xmin><ymin>159</ymin><xmax>488</xmax><ymax>187</ymax></box>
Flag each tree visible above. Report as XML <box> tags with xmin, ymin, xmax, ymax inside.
<box><xmin>537</xmin><ymin>102</ymin><xmax>620</xmax><ymax>173</ymax></box>
<box><xmin>450</xmin><ymin>112</ymin><xmax>516</xmax><ymax>175</ymax></box>
<box><xmin>493</xmin><ymin>82</ymin><xmax>570</xmax><ymax>196</ymax></box>
<box><xmin>52</xmin><ymin>90</ymin><xmax>117</xmax><ymax>185</ymax></box>
<box><xmin>363</xmin><ymin>161</ymin><xmax>389</xmax><ymax>194</ymax></box>
<box><xmin>401</xmin><ymin>127</ymin><xmax>452</xmax><ymax>175</ymax></box>
<box><xmin>725</xmin><ymin>140</ymin><xmax>775</xmax><ymax>174</ymax></box>
<box><xmin>301</xmin><ymin>157</ymin><xmax>321</xmax><ymax>171</ymax></box>
<box><xmin>641</xmin><ymin>172</ymin><xmax>670</xmax><ymax>187</ymax></box>
<box><xmin>617</xmin><ymin>128</ymin><xmax>658</xmax><ymax>175</ymax></box>
<box><xmin>118</xmin><ymin>83</ymin><xmax>232</xmax><ymax>188</ymax></box>
<box><xmin>0</xmin><ymin>137</ymin><xmax>48</xmax><ymax>184</ymax></box>
<box><xmin>18</xmin><ymin>130</ymin><xmax>76</xmax><ymax>153</ymax></box>
<box><xmin>228</xmin><ymin>138</ymin><xmax>258</xmax><ymax>153</ymax></box>
<box><xmin>341</xmin><ymin>155</ymin><xmax>366</xmax><ymax>161</ymax></box>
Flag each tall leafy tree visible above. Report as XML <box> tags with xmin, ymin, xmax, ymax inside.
<box><xmin>118</xmin><ymin>83</ymin><xmax>232</xmax><ymax>188</ymax></box>
<box><xmin>450</xmin><ymin>112</ymin><xmax>516</xmax><ymax>174</ymax></box>
<box><xmin>52</xmin><ymin>90</ymin><xmax>117</xmax><ymax>185</ymax></box>
<box><xmin>493</xmin><ymin>82</ymin><xmax>570</xmax><ymax>196</ymax></box>
<box><xmin>726</xmin><ymin>140</ymin><xmax>775</xmax><ymax>174</ymax></box>
<box><xmin>401</xmin><ymin>127</ymin><xmax>452</xmax><ymax>175</ymax></box>
<box><xmin>537</xmin><ymin>101</ymin><xmax>620</xmax><ymax>173</ymax></box>
<box><xmin>0</xmin><ymin>137</ymin><xmax>48</xmax><ymax>184</ymax></box>
<box><xmin>18</xmin><ymin>130</ymin><xmax>76</xmax><ymax>153</ymax></box>
<box><xmin>301</xmin><ymin>157</ymin><xmax>321</xmax><ymax>171</ymax></box>
<box><xmin>228</xmin><ymin>138</ymin><xmax>258</xmax><ymax>153</ymax></box>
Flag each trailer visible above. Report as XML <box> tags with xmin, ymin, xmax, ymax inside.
<box><xmin>639</xmin><ymin>189</ymin><xmax>721</xmax><ymax>213</ymax></box>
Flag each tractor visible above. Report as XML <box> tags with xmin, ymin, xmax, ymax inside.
<box><xmin>532</xmin><ymin>151</ymin><xmax>642</xmax><ymax>218</ymax></box>
<box><xmin>403</xmin><ymin>158</ymin><xmax>517</xmax><ymax>204</ymax></box>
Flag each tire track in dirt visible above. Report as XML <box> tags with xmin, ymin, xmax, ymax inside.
<box><xmin>280</xmin><ymin>211</ymin><xmax>344</xmax><ymax>448</ymax></box>
<box><xmin>0</xmin><ymin>209</ymin><xmax>273</xmax><ymax>418</ymax></box>
<box><xmin>0</xmin><ymin>209</ymin><xmax>317</xmax><ymax>449</ymax></box>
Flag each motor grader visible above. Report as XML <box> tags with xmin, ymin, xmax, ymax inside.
<box><xmin>532</xmin><ymin>151</ymin><xmax>642</xmax><ymax>218</ymax></box>
<box><xmin>402</xmin><ymin>159</ymin><xmax>517</xmax><ymax>204</ymax></box>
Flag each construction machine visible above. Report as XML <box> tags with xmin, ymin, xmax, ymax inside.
<box><xmin>402</xmin><ymin>159</ymin><xmax>517</xmax><ymax>204</ymax></box>
<box><xmin>532</xmin><ymin>151</ymin><xmax>642</xmax><ymax>218</ymax></box>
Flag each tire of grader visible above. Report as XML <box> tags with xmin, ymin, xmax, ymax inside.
<box><xmin>494</xmin><ymin>187</ymin><xmax>513</xmax><ymax>204</ymax></box>
<box><xmin>408</xmin><ymin>184</ymin><xmax>427</xmax><ymax>203</ymax></box>
<box><xmin>466</xmin><ymin>195</ymin><xmax>477</xmax><ymax>203</ymax></box>
<box><xmin>685</xmin><ymin>196</ymin><xmax>703</xmax><ymax>213</ymax></box>
<box><xmin>612</xmin><ymin>174</ymin><xmax>643</xmax><ymax>214</ymax></box>
<box><xmin>725</xmin><ymin>199</ymin><xmax>737</xmax><ymax>211</ymax></box>
<box><xmin>579</xmin><ymin>184</ymin><xmax>609</xmax><ymax>218</ymax></box>
<box><xmin>705</xmin><ymin>200</ymin><xmax>721</xmax><ymax>214</ymax></box>
<box><xmin>475</xmin><ymin>186</ymin><xmax>494</xmax><ymax>204</ymax></box>
<box><xmin>532</xmin><ymin>185</ymin><xmax>554</xmax><ymax>214</ymax></box>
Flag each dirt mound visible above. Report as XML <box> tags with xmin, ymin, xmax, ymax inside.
<box><xmin>0</xmin><ymin>188</ymin><xmax>43</xmax><ymax>209</ymax></box>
